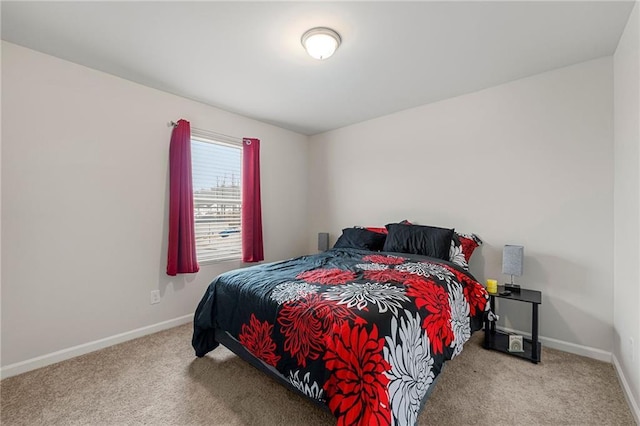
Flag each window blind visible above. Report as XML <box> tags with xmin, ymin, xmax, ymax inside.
<box><xmin>191</xmin><ymin>133</ymin><xmax>242</xmax><ymax>263</ymax></box>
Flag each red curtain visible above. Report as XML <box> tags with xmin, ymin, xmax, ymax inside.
<box><xmin>242</xmin><ymin>138</ymin><xmax>264</xmax><ymax>262</ymax></box>
<box><xmin>167</xmin><ymin>119</ymin><xmax>199</xmax><ymax>275</ymax></box>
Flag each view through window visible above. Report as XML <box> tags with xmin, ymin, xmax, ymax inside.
<box><xmin>191</xmin><ymin>136</ymin><xmax>242</xmax><ymax>263</ymax></box>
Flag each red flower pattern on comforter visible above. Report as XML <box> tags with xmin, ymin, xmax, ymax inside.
<box><xmin>405</xmin><ymin>276</ymin><xmax>454</xmax><ymax>355</ymax></box>
<box><xmin>297</xmin><ymin>268</ymin><xmax>357</xmax><ymax>284</ymax></box>
<box><xmin>238</xmin><ymin>314</ymin><xmax>281</xmax><ymax>367</ymax></box>
<box><xmin>363</xmin><ymin>268</ymin><xmax>412</xmax><ymax>284</ymax></box>
<box><xmin>277</xmin><ymin>293</ymin><xmax>362</xmax><ymax>367</ymax></box>
<box><xmin>324</xmin><ymin>323</ymin><xmax>392</xmax><ymax>426</ymax></box>
<box><xmin>362</xmin><ymin>254</ymin><xmax>405</xmax><ymax>265</ymax></box>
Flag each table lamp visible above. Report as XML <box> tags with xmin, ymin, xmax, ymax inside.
<box><xmin>503</xmin><ymin>245</ymin><xmax>524</xmax><ymax>292</ymax></box>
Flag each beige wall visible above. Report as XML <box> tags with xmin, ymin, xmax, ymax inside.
<box><xmin>613</xmin><ymin>2</ymin><xmax>640</xmax><ymax>413</ymax></box>
<box><xmin>309</xmin><ymin>57</ymin><xmax>615</xmax><ymax>354</ymax></box>
<box><xmin>1</xmin><ymin>41</ymin><xmax>309</xmax><ymax>367</ymax></box>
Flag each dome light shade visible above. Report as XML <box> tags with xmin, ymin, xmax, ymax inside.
<box><xmin>301</xmin><ymin>27</ymin><xmax>341</xmax><ymax>60</ymax></box>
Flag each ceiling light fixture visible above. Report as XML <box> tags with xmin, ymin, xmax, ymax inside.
<box><xmin>301</xmin><ymin>27</ymin><xmax>341</xmax><ymax>60</ymax></box>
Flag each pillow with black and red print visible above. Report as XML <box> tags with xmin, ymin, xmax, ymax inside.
<box><xmin>365</xmin><ymin>220</ymin><xmax>412</xmax><ymax>235</ymax></box>
<box><xmin>449</xmin><ymin>232</ymin><xmax>483</xmax><ymax>270</ymax></box>
<box><xmin>333</xmin><ymin>227</ymin><xmax>387</xmax><ymax>251</ymax></box>
<box><xmin>364</xmin><ymin>226</ymin><xmax>387</xmax><ymax>235</ymax></box>
<box><xmin>382</xmin><ymin>223</ymin><xmax>454</xmax><ymax>260</ymax></box>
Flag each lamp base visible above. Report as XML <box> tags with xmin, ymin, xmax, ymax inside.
<box><xmin>504</xmin><ymin>283</ymin><xmax>521</xmax><ymax>292</ymax></box>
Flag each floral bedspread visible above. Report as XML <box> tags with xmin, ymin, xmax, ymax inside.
<box><xmin>193</xmin><ymin>248</ymin><xmax>488</xmax><ymax>426</ymax></box>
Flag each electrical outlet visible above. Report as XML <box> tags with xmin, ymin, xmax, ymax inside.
<box><xmin>630</xmin><ymin>337</ymin><xmax>635</xmax><ymax>361</ymax></box>
<box><xmin>150</xmin><ymin>290</ymin><xmax>161</xmax><ymax>305</ymax></box>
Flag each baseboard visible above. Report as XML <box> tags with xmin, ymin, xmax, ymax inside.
<box><xmin>612</xmin><ymin>354</ymin><xmax>640</xmax><ymax>425</ymax></box>
<box><xmin>1</xmin><ymin>314</ymin><xmax>194</xmax><ymax>380</ymax></box>
<box><xmin>496</xmin><ymin>325</ymin><xmax>612</xmax><ymax>362</ymax></box>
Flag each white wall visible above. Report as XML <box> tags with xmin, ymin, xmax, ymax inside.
<box><xmin>614</xmin><ymin>2</ymin><xmax>640</xmax><ymax>413</ymax></box>
<box><xmin>308</xmin><ymin>57</ymin><xmax>614</xmax><ymax>354</ymax></box>
<box><xmin>1</xmin><ymin>42</ymin><xmax>309</xmax><ymax>367</ymax></box>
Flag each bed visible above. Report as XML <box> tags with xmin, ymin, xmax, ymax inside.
<box><xmin>193</xmin><ymin>224</ymin><xmax>488</xmax><ymax>426</ymax></box>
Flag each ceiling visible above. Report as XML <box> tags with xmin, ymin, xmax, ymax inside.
<box><xmin>1</xmin><ymin>1</ymin><xmax>635</xmax><ymax>135</ymax></box>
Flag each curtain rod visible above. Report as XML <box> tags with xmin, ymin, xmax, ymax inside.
<box><xmin>168</xmin><ymin>120</ymin><xmax>241</xmax><ymax>142</ymax></box>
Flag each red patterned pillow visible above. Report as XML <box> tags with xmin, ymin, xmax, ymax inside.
<box><xmin>365</xmin><ymin>220</ymin><xmax>411</xmax><ymax>235</ymax></box>
<box><xmin>365</xmin><ymin>227</ymin><xmax>388</xmax><ymax>235</ymax></box>
<box><xmin>450</xmin><ymin>232</ymin><xmax>482</xmax><ymax>270</ymax></box>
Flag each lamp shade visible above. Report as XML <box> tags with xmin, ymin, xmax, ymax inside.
<box><xmin>502</xmin><ymin>245</ymin><xmax>524</xmax><ymax>276</ymax></box>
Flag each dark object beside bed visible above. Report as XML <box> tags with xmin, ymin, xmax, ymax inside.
<box><xmin>193</xmin><ymin>248</ymin><xmax>488</xmax><ymax>426</ymax></box>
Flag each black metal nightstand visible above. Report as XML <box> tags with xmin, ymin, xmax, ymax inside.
<box><xmin>483</xmin><ymin>285</ymin><xmax>542</xmax><ymax>363</ymax></box>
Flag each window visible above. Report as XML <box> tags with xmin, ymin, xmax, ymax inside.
<box><xmin>191</xmin><ymin>131</ymin><xmax>242</xmax><ymax>263</ymax></box>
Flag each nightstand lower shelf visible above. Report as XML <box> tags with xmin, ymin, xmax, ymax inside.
<box><xmin>483</xmin><ymin>330</ymin><xmax>541</xmax><ymax>362</ymax></box>
<box><xmin>483</xmin><ymin>285</ymin><xmax>542</xmax><ymax>363</ymax></box>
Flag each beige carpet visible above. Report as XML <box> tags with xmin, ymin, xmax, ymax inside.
<box><xmin>1</xmin><ymin>324</ymin><xmax>635</xmax><ymax>425</ymax></box>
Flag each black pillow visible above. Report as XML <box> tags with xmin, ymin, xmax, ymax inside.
<box><xmin>333</xmin><ymin>227</ymin><xmax>387</xmax><ymax>251</ymax></box>
<box><xmin>382</xmin><ymin>223</ymin><xmax>454</xmax><ymax>260</ymax></box>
